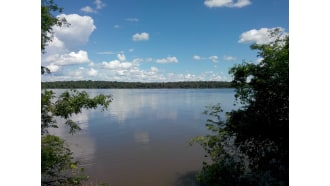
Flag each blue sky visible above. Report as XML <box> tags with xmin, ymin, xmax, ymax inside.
<box><xmin>41</xmin><ymin>0</ymin><xmax>288</xmax><ymax>82</ymax></box>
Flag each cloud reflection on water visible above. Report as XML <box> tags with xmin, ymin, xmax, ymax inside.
<box><xmin>134</xmin><ymin>130</ymin><xmax>150</xmax><ymax>145</ymax></box>
<box><xmin>48</xmin><ymin>109</ymin><xmax>96</xmax><ymax>164</ymax></box>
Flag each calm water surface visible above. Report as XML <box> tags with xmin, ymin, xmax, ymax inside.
<box><xmin>50</xmin><ymin>89</ymin><xmax>236</xmax><ymax>186</ymax></box>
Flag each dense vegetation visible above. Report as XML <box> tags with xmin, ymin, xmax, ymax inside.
<box><xmin>42</xmin><ymin>81</ymin><xmax>232</xmax><ymax>89</ymax></box>
<box><xmin>190</xmin><ymin>29</ymin><xmax>289</xmax><ymax>185</ymax></box>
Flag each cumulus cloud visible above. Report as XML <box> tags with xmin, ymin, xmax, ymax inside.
<box><xmin>238</xmin><ymin>27</ymin><xmax>286</xmax><ymax>45</ymax></box>
<box><xmin>94</xmin><ymin>0</ymin><xmax>106</xmax><ymax>9</ymax></box>
<box><xmin>81</xmin><ymin>6</ymin><xmax>97</xmax><ymax>13</ymax></box>
<box><xmin>132</xmin><ymin>32</ymin><xmax>149</xmax><ymax>41</ymax></box>
<box><xmin>223</xmin><ymin>55</ymin><xmax>236</xmax><ymax>61</ymax></box>
<box><xmin>102</xmin><ymin>60</ymin><xmax>133</xmax><ymax>70</ymax></box>
<box><xmin>156</xmin><ymin>56</ymin><xmax>179</xmax><ymax>64</ymax></box>
<box><xmin>194</xmin><ymin>55</ymin><xmax>221</xmax><ymax>62</ymax></box>
<box><xmin>53</xmin><ymin>14</ymin><xmax>96</xmax><ymax>50</ymax></box>
<box><xmin>193</xmin><ymin>55</ymin><xmax>201</xmax><ymax>60</ymax></box>
<box><xmin>81</xmin><ymin>0</ymin><xmax>106</xmax><ymax>14</ymax></box>
<box><xmin>209</xmin><ymin>56</ymin><xmax>219</xmax><ymax>63</ymax></box>
<box><xmin>88</xmin><ymin>68</ymin><xmax>98</xmax><ymax>76</ymax></box>
<box><xmin>150</xmin><ymin>67</ymin><xmax>159</xmax><ymax>72</ymax></box>
<box><xmin>204</xmin><ymin>0</ymin><xmax>251</xmax><ymax>8</ymax></box>
<box><xmin>42</xmin><ymin>14</ymin><xmax>96</xmax><ymax>71</ymax></box>
<box><xmin>42</xmin><ymin>63</ymin><xmax>232</xmax><ymax>82</ymax></box>
<box><xmin>46</xmin><ymin>63</ymin><xmax>61</xmax><ymax>73</ymax></box>
<box><xmin>45</xmin><ymin>50</ymin><xmax>90</xmax><ymax>66</ymax></box>
<box><xmin>117</xmin><ymin>53</ymin><xmax>126</xmax><ymax>61</ymax></box>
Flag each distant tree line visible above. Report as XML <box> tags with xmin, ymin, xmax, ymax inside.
<box><xmin>41</xmin><ymin>81</ymin><xmax>232</xmax><ymax>89</ymax></box>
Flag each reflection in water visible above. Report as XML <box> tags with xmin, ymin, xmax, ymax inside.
<box><xmin>134</xmin><ymin>130</ymin><xmax>150</xmax><ymax>145</ymax></box>
<box><xmin>48</xmin><ymin>109</ymin><xmax>96</xmax><ymax>164</ymax></box>
<box><xmin>51</xmin><ymin>89</ymin><xmax>236</xmax><ymax>186</ymax></box>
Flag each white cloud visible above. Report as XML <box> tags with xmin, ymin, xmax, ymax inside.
<box><xmin>223</xmin><ymin>55</ymin><xmax>236</xmax><ymax>61</ymax></box>
<box><xmin>53</xmin><ymin>14</ymin><xmax>96</xmax><ymax>50</ymax></box>
<box><xmin>47</xmin><ymin>36</ymin><xmax>65</xmax><ymax>50</ymax></box>
<box><xmin>193</xmin><ymin>55</ymin><xmax>201</xmax><ymax>60</ymax></box>
<box><xmin>185</xmin><ymin>74</ymin><xmax>195</xmax><ymax>80</ymax></box>
<box><xmin>150</xmin><ymin>67</ymin><xmax>158</xmax><ymax>72</ymax></box>
<box><xmin>233</xmin><ymin>0</ymin><xmax>251</xmax><ymax>7</ymax></box>
<box><xmin>94</xmin><ymin>0</ymin><xmax>106</xmax><ymax>9</ymax></box>
<box><xmin>46</xmin><ymin>63</ymin><xmax>61</xmax><ymax>73</ymax></box>
<box><xmin>117</xmin><ymin>53</ymin><xmax>126</xmax><ymax>61</ymax></box>
<box><xmin>102</xmin><ymin>60</ymin><xmax>133</xmax><ymax>70</ymax></box>
<box><xmin>44</xmin><ymin>50</ymin><xmax>90</xmax><ymax>66</ymax></box>
<box><xmin>130</xmin><ymin>57</ymin><xmax>152</xmax><ymax>64</ymax></box>
<box><xmin>204</xmin><ymin>0</ymin><xmax>251</xmax><ymax>8</ymax></box>
<box><xmin>156</xmin><ymin>56</ymin><xmax>179</xmax><ymax>64</ymax></box>
<box><xmin>194</xmin><ymin>55</ymin><xmax>221</xmax><ymax>62</ymax></box>
<box><xmin>132</xmin><ymin>32</ymin><xmax>149</xmax><ymax>41</ymax></box>
<box><xmin>81</xmin><ymin>6</ymin><xmax>97</xmax><ymax>13</ymax></box>
<box><xmin>256</xmin><ymin>58</ymin><xmax>264</xmax><ymax>63</ymax></box>
<box><xmin>81</xmin><ymin>0</ymin><xmax>105</xmax><ymax>14</ymax></box>
<box><xmin>113</xmin><ymin>25</ymin><xmax>120</xmax><ymax>29</ymax></box>
<box><xmin>209</xmin><ymin>56</ymin><xmax>219</xmax><ymax>63</ymax></box>
<box><xmin>42</xmin><ymin>14</ymin><xmax>96</xmax><ymax>71</ymax></box>
<box><xmin>238</xmin><ymin>27</ymin><xmax>286</xmax><ymax>45</ymax></box>
<box><xmin>88</xmin><ymin>68</ymin><xmax>98</xmax><ymax>76</ymax></box>
<box><xmin>125</xmin><ymin>18</ymin><xmax>139</xmax><ymax>22</ymax></box>
<box><xmin>42</xmin><ymin>65</ymin><xmax>232</xmax><ymax>82</ymax></box>
<box><xmin>132</xmin><ymin>58</ymin><xmax>144</xmax><ymax>63</ymax></box>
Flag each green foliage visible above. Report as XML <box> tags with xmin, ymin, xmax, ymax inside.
<box><xmin>41</xmin><ymin>89</ymin><xmax>112</xmax><ymax>185</ymax></box>
<box><xmin>190</xmin><ymin>104</ymin><xmax>248</xmax><ymax>186</ymax></box>
<box><xmin>42</xmin><ymin>89</ymin><xmax>112</xmax><ymax>135</ymax></box>
<box><xmin>41</xmin><ymin>135</ymin><xmax>88</xmax><ymax>185</ymax></box>
<box><xmin>191</xmin><ymin>29</ymin><xmax>289</xmax><ymax>185</ymax></box>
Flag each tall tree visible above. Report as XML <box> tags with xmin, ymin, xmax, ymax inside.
<box><xmin>191</xmin><ymin>29</ymin><xmax>289</xmax><ymax>185</ymax></box>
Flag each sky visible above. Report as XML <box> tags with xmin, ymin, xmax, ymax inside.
<box><xmin>41</xmin><ymin>0</ymin><xmax>289</xmax><ymax>82</ymax></box>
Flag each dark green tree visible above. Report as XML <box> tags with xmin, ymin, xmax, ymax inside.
<box><xmin>191</xmin><ymin>29</ymin><xmax>289</xmax><ymax>185</ymax></box>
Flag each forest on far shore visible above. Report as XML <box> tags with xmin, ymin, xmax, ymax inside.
<box><xmin>41</xmin><ymin>80</ymin><xmax>232</xmax><ymax>89</ymax></box>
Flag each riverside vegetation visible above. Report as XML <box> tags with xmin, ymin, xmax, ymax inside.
<box><xmin>190</xmin><ymin>29</ymin><xmax>288</xmax><ymax>185</ymax></box>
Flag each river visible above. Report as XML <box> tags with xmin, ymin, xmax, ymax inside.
<box><xmin>49</xmin><ymin>88</ymin><xmax>237</xmax><ymax>186</ymax></box>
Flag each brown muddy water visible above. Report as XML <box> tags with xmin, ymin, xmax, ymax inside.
<box><xmin>50</xmin><ymin>89</ymin><xmax>236</xmax><ymax>186</ymax></box>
